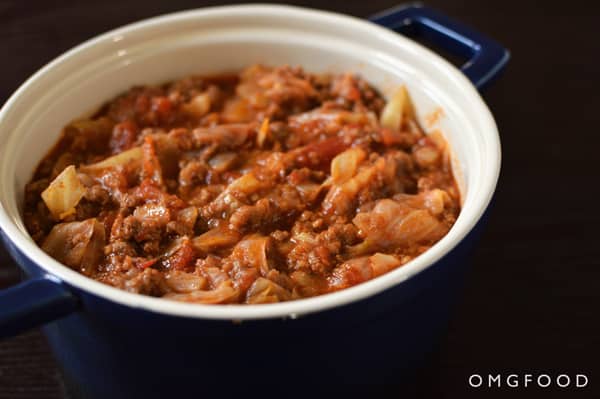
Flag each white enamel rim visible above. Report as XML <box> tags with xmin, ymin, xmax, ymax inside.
<box><xmin>0</xmin><ymin>5</ymin><xmax>501</xmax><ymax>320</ymax></box>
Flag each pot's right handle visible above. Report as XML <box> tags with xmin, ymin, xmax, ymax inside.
<box><xmin>0</xmin><ymin>276</ymin><xmax>78</xmax><ymax>339</ymax></box>
<box><xmin>369</xmin><ymin>3</ymin><xmax>510</xmax><ymax>90</ymax></box>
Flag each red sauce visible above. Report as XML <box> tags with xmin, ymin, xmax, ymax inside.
<box><xmin>24</xmin><ymin>65</ymin><xmax>460</xmax><ymax>304</ymax></box>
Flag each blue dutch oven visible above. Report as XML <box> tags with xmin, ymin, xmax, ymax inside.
<box><xmin>0</xmin><ymin>4</ymin><xmax>508</xmax><ymax>397</ymax></box>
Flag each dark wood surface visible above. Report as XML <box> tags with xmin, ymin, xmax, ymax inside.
<box><xmin>1</xmin><ymin>1</ymin><xmax>599</xmax><ymax>398</ymax></box>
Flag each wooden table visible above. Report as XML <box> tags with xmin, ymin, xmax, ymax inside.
<box><xmin>1</xmin><ymin>0</ymin><xmax>599</xmax><ymax>397</ymax></box>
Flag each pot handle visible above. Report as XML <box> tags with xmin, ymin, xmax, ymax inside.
<box><xmin>0</xmin><ymin>276</ymin><xmax>78</xmax><ymax>339</ymax></box>
<box><xmin>369</xmin><ymin>3</ymin><xmax>509</xmax><ymax>90</ymax></box>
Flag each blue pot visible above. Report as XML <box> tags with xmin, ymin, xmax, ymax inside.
<box><xmin>0</xmin><ymin>5</ymin><xmax>508</xmax><ymax>397</ymax></box>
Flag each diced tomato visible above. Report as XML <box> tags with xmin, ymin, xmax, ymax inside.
<box><xmin>134</xmin><ymin>93</ymin><xmax>151</xmax><ymax>116</ymax></box>
<box><xmin>138</xmin><ymin>258</ymin><xmax>158</xmax><ymax>270</ymax></box>
<box><xmin>380</xmin><ymin>127</ymin><xmax>403</xmax><ymax>146</ymax></box>
<box><xmin>346</xmin><ymin>85</ymin><xmax>361</xmax><ymax>102</ymax></box>
<box><xmin>294</xmin><ymin>136</ymin><xmax>349</xmax><ymax>171</ymax></box>
<box><xmin>142</xmin><ymin>136</ymin><xmax>164</xmax><ymax>186</ymax></box>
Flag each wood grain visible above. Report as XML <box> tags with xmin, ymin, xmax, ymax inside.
<box><xmin>1</xmin><ymin>0</ymin><xmax>599</xmax><ymax>397</ymax></box>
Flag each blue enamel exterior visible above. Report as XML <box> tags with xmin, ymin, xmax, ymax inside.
<box><xmin>0</xmin><ymin>5</ymin><xmax>507</xmax><ymax>397</ymax></box>
<box><xmin>1</xmin><ymin>218</ymin><xmax>485</xmax><ymax>396</ymax></box>
<box><xmin>369</xmin><ymin>4</ymin><xmax>510</xmax><ymax>89</ymax></box>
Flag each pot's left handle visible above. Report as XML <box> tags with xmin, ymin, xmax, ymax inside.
<box><xmin>0</xmin><ymin>276</ymin><xmax>78</xmax><ymax>339</ymax></box>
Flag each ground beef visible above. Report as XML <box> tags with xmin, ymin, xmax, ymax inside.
<box><xmin>24</xmin><ymin>64</ymin><xmax>460</xmax><ymax>304</ymax></box>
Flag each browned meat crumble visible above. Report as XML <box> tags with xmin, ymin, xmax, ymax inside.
<box><xmin>24</xmin><ymin>65</ymin><xmax>460</xmax><ymax>304</ymax></box>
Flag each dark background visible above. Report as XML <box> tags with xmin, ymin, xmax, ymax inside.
<box><xmin>1</xmin><ymin>0</ymin><xmax>599</xmax><ymax>398</ymax></box>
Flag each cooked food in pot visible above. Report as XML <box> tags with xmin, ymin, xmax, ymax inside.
<box><xmin>24</xmin><ymin>64</ymin><xmax>460</xmax><ymax>304</ymax></box>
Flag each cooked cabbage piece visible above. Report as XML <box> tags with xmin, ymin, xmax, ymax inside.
<box><xmin>330</xmin><ymin>147</ymin><xmax>366</xmax><ymax>184</ymax></box>
<box><xmin>41</xmin><ymin>218</ymin><xmax>105</xmax><ymax>275</ymax></box>
<box><xmin>246</xmin><ymin>277</ymin><xmax>292</xmax><ymax>304</ymax></box>
<box><xmin>352</xmin><ymin>198</ymin><xmax>449</xmax><ymax>253</ymax></box>
<box><xmin>80</xmin><ymin>146</ymin><xmax>142</xmax><ymax>173</ymax></box>
<box><xmin>192</xmin><ymin>227</ymin><xmax>241</xmax><ymax>253</ymax></box>
<box><xmin>380</xmin><ymin>86</ymin><xmax>414</xmax><ymax>130</ymax></box>
<box><xmin>25</xmin><ymin>65</ymin><xmax>460</xmax><ymax>305</ymax></box>
<box><xmin>41</xmin><ymin>165</ymin><xmax>86</xmax><ymax>220</ymax></box>
<box><xmin>328</xmin><ymin>253</ymin><xmax>402</xmax><ymax>290</ymax></box>
<box><xmin>164</xmin><ymin>281</ymin><xmax>239</xmax><ymax>304</ymax></box>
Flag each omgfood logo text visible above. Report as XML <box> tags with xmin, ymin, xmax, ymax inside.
<box><xmin>468</xmin><ymin>374</ymin><xmax>589</xmax><ymax>389</ymax></box>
